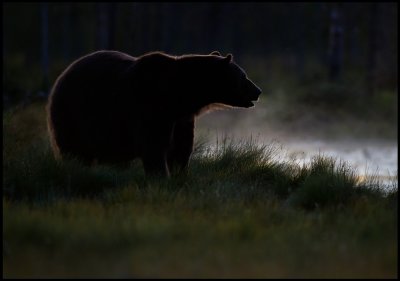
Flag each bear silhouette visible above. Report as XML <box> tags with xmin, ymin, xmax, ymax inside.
<box><xmin>47</xmin><ymin>50</ymin><xmax>262</xmax><ymax>177</ymax></box>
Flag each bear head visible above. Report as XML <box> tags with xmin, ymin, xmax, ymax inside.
<box><xmin>208</xmin><ymin>52</ymin><xmax>262</xmax><ymax>108</ymax></box>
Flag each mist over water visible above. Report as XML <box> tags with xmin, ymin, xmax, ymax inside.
<box><xmin>196</xmin><ymin>105</ymin><xmax>398</xmax><ymax>190</ymax></box>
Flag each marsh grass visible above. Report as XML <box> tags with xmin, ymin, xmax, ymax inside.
<box><xmin>3</xmin><ymin>102</ymin><xmax>398</xmax><ymax>278</ymax></box>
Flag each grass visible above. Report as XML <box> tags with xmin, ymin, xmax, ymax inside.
<box><xmin>3</xmin><ymin>102</ymin><xmax>398</xmax><ymax>278</ymax></box>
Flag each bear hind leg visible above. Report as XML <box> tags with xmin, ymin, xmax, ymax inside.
<box><xmin>167</xmin><ymin>118</ymin><xmax>195</xmax><ymax>174</ymax></box>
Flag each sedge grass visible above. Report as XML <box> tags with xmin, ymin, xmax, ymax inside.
<box><xmin>3</xmin><ymin>102</ymin><xmax>397</xmax><ymax>278</ymax></box>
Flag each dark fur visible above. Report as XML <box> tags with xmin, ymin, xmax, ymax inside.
<box><xmin>47</xmin><ymin>50</ymin><xmax>262</xmax><ymax>177</ymax></box>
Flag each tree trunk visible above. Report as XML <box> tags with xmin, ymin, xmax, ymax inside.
<box><xmin>366</xmin><ymin>3</ymin><xmax>379</xmax><ymax>97</ymax></box>
<box><xmin>40</xmin><ymin>2</ymin><xmax>49</xmax><ymax>98</ymax></box>
<box><xmin>328</xmin><ymin>5</ymin><xmax>344</xmax><ymax>81</ymax></box>
<box><xmin>62</xmin><ymin>3</ymin><xmax>71</xmax><ymax>61</ymax></box>
<box><xmin>204</xmin><ymin>3</ymin><xmax>222</xmax><ymax>51</ymax></box>
<box><xmin>96</xmin><ymin>3</ymin><xmax>116</xmax><ymax>50</ymax></box>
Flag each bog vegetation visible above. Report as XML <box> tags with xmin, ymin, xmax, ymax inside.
<box><xmin>3</xmin><ymin>102</ymin><xmax>397</xmax><ymax>278</ymax></box>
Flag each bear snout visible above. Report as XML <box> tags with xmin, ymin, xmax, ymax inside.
<box><xmin>249</xmin><ymin>84</ymin><xmax>262</xmax><ymax>101</ymax></box>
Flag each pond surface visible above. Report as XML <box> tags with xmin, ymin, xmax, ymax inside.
<box><xmin>196</xmin><ymin>109</ymin><xmax>398</xmax><ymax>190</ymax></box>
<box><xmin>277</xmin><ymin>138</ymin><xmax>397</xmax><ymax>189</ymax></box>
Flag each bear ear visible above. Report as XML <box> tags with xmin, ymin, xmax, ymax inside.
<box><xmin>225</xmin><ymin>53</ymin><xmax>233</xmax><ymax>62</ymax></box>
<box><xmin>210</xmin><ymin>51</ymin><xmax>221</xmax><ymax>56</ymax></box>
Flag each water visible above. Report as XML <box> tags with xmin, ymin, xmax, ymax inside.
<box><xmin>277</xmin><ymin>138</ymin><xmax>397</xmax><ymax>189</ymax></box>
<box><xmin>196</xmin><ymin>109</ymin><xmax>398</xmax><ymax>190</ymax></box>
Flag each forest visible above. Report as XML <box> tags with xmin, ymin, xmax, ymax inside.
<box><xmin>3</xmin><ymin>2</ymin><xmax>398</xmax><ymax>110</ymax></box>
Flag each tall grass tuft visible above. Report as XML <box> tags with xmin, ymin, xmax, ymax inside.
<box><xmin>287</xmin><ymin>155</ymin><xmax>359</xmax><ymax>210</ymax></box>
<box><xmin>3</xmin><ymin>138</ymin><xmax>144</xmax><ymax>203</ymax></box>
<box><xmin>3</xmin><ymin>102</ymin><xmax>395</xmax><ymax>209</ymax></box>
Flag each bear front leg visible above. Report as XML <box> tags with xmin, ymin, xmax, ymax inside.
<box><xmin>142</xmin><ymin>150</ymin><xmax>170</xmax><ymax>178</ymax></box>
<box><xmin>167</xmin><ymin>117</ymin><xmax>195</xmax><ymax>174</ymax></box>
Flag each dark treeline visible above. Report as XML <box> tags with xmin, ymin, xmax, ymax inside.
<box><xmin>3</xmin><ymin>2</ymin><xmax>398</xmax><ymax>107</ymax></box>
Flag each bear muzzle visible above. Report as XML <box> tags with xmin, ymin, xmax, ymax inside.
<box><xmin>247</xmin><ymin>85</ymin><xmax>262</xmax><ymax>106</ymax></box>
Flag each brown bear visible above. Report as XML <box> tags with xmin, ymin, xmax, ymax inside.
<box><xmin>47</xmin><ymin>50</ymin><xmax>262</xmax><ymax>177</ymax></box>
